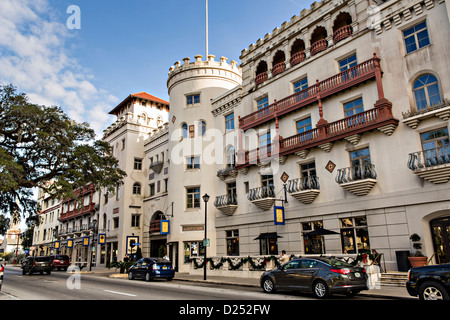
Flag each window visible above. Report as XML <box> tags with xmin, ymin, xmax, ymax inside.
<box><xmin>186</xmin><ymin>157</ymin><xmax>200</xmax><ymax>170</ymax></box>
<box><xmin>181</xmin><ymin>123</ymin><xmax>188</xmax><ymax>138</ymax></box>
<box><xmin>186</xmin><ymin>187</ymin><xmax>200</xmax><ymax>209</ymax></box>
<box><xmin>116</xmin><ymin>184</ymin><xmax>120</xmax><ymax>200</ymax></box>
<box><xmin>302</xmin><ymin>221</ymin><xmax>324</xmax><ymax>254</ymax></box>
<box><xmin>226</xmin><ymin>182</ymin><xmax>237</xmax><ymax>197</ymax></box>
<box><xmin>296</xmin><ymin>117</ymin><xmax>312</xmax><ymax>134</ymax></box>
<box><xmin>259</xmin><ymin>235</ymin><xmax>278</xmax><ymax>255</ymax></box>
<box><xmin>226</xmin><ymin>146</ymin><xmax>236</xmax><ymax>168</ymax></box>
<box><xmin>350</xmin><ymin>148</ymin><xmax>373</xmax><ymax>180</ymax></box>
<box><xmin>164</xmin><ymin>178</ymin><xmax>168</xmax><ymax>193</ymax></box>
<box><xmin>132</xmin><ymin>183</ymin><xmax>141</xmax><ymax>195</ymax></box>
<box><xmin>134</xmin><ymin>158</ymin><xmax>143</xmax><ymax>170</ymax></box>
<box><xmin>131</xmin><ymin>215</ymin><xmax>140</xmax><ymax>228</ymax></box>
<box><xmin>261</xmin><ymin>174</ymin><xmax>274</xmax><ymax>189</ymax></box>
<box><xmin>294</xmin><ymin>78</ymin><xmax>308</xmax><ymax>93</ymax></box>
<box><xmin>340</xmin><ymin>216</ymin><xmax>370</xmax><ymax>254</ymax></box>
<box><xmin>121</xmin><ymin>139</ymin><xmax>126</xmax><ymax>150</ymax></box>
<box><xmin>413</xmin><ymin>74</ymin><xmax>441</xmax><ymax>110</ymax></box>
<box><xmin>149</xmin><ymin>183</ymin><xmax>155</xmax><ymax>196</ymax></box>
<box><xmin>403</xmin><ymin>21</ymin><xmax>430</xmax><ymax>54</ymax></box>
<box><xmin>339</xmin><ymin>54</ymin><xmax>357</xmax><ymax>72</ymax></box>
<box><xmin>184</xmin><ymin>241</ymin><xmax>205</xmax><ymax>263</ymax></box>
<box><xmin>199</xmin><ymin>121</ymin><xmax>206</xmax><ymax>136</ymax></box>
<box><xmin>259</xmin><ymin>131</ymin><xmax>271</xmax><ymax>148</ymax></box>
<box><xmin>350</xmin><ymin>147</ymin><xmax>371</xmax><ymax>167</ymax></box>
<box><xmin>421</xmin><ymin>128</ymin><xmax>450</xmax><ymax>151</ymax></box>
<box><xmin>225</xmin><ymin>113</ymin><xmax>235</xmax><ymax>132</ymax></box>
<box><xmin>257</xmin><ymin>96</ymin><xmax>269</xmax><ymax>110</ymax></box>
<box><xmin>244</xmin><ymin>181</ymin><xmax>249</xmax><ymax>194</ymax></box>
<box><xmin>226</xmin><ymin>230</ymin><xmax>240</xmax><ymax>256</ymax></box>
<box><xmin>344</xmin><ymin>98</ymin><xmax>364</xmax><ymax>117</ymax></box>
<box><xmin>187</xmin><ymin>94</ymin><xmax>200</xmax><ymax>106</ymax></box>
<box><xmin>113</xmin><ymin>217</ymin><xmax>119</xmax><ymax>229</ymax></box>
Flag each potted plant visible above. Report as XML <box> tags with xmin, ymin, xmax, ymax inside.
<box><xmin>408</xmin><ymin>233</ymin><xmax>428</xmax><ymax>268</ymax></box>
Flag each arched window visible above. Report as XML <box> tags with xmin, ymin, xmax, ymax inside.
<box><xmin>226</xmin><ymin>146</ymin><xmax>236</xmax><ymax>168</ymax></box>
<box><xmin>132</xmin><ymin>182</ymin><xmax>141</xmax><ymax>195</ymax></box>
<box><xmin>199</xmin><ymin>120</ymin><xmax>206</xmax><ymax>136</ymax></box>
<box><xmin>181</xmin><ymin>123</ymin><xmax>188</xmax><ymax>138</ymax></box>
<box><xmin>413</xmin><ymin>74</ymin><xmax>441</xmax><ymax>110</ymax></box>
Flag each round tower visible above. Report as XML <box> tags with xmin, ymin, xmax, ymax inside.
<box><xmin>166</xmin><ymin>54</ymin><xmax>242</xmax><ymax>272</ymax></box>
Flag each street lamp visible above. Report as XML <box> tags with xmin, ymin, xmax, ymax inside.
<box><xmin>202</xmin><ymin>193</ymin><xmax>210</xmax><ymax>281</ymax></box>
<box><xmin>89</xmin><ymin>219</ymin><xmax>97</xmax><ymax>271</ymax></box>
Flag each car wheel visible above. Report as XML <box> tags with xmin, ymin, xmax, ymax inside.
<box><xmin>128</xmin><ymin>271</ymin><xmax>134</xmax><ymax>280</ymax></box>
<box><xmin>262</xmin><ymin>277</ymin><xmax>276</xmax><ymax>293</ymax></box>
<box><xmin>313</xmin><ymin>280</ymin><xmax>329</xmax><ymax>299</ymax></box>
<box><xmin>145</xmin><ymin>272</ymin><xmax>153</xmax><ymax>282</ymax></box>
<box><xmin>418</xmin><ymin>281</ymin><xmax>450</xmax><ymax>300</ymax></box>
<box><xmin>22</xmin><ymin>269</ymin><xmax>27</xmax><ymax>275</ymax></box>
<box><xmin>47</xmin><ymin>270</ymin><xmax>51</xmax><ymax>275</ymax></box>
<box><xmin>167</xmin><ymin>277</ymin><xmax>173</xmax><ymax>281</ymax></box>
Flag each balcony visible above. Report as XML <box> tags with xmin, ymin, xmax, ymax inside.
<box><xmin>214</xmin><ymin>194</ymin><xmax>238</xmax><ymax>215</ymax></box>
<box><xmin>402</xmin><ymin>99</ymin><xmax>450</xmax><ymax>129</ymax></box>
<box><xmin>59</xmin><ymin>203</ymin><xmax>96</xmax><ymax>221</ymax></box>
<box><xmin>217</xmin><ymin>166</ymin><xmax>238</xmax><ymax>181</ymax></box>
<box><xmin>407</xmin><ymin>147</ymin><xmax>450</xmax><ymax>184</ymax></box>
<box><xmin>290</xmin><ymin>51</ymin><xmax>306</xmax><ymax>67</ymax></box>
<box><xmin>248</xmin><ymin>186</ymin><xmax>275</xmax><ymax>210</ymax></box>
<box><xmin>237</xmin><ymin>104</ymin><xmax>398</xmax><ymax>169</ymax></box>
<box><xmin>311</xmin><ymin>39</ymin><xmax>328</xmax><ymax>56</ymax></box>
<box><xmin>255</xmin><ymin>72</ymin><xmax>268</xmax><ymax>86</ymax></box>
<box><xmin>333</xmin><ymin>25</ymin><xmax>352</xmax><ymax>44</ymax></box>
<box><xmin>287</xmin><ymin>176</ymin><xmax>320</xmax><ymax>204</ymax></box>
<box><xmin>272</xmin><ymin>62</ymin><xmax>286</xmax><ymax>77</ymax></box>
<box><xmin>150</xmin><ymin>160</ymin><xmax>164</xmax><ymax>174</ymax></box>
<box><xmin>335</xmin><ymin>163</ymin><xmax>377</xmax><ymax>196</ymax></box>
<box><xmin>239</xmin><ymin>56</ymin><xmax>380</xmax><ymax>131</ymax></box>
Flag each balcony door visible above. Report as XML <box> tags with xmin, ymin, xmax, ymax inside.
<box><xmin>430</xmin><ymin>217</ymin><xmax>450</xmax><ymax>264</ymax></box>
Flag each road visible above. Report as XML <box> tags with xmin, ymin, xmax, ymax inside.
<box><xmin>0</xmin><ymin>266</ymin><xmax>387</xmax><ymax>301</ymax></box>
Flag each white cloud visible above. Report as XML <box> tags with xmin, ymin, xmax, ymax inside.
<box><xmin>0</xmin><ymin>0</ymin><xmax>115</xmax><ymax>137</ymax></box>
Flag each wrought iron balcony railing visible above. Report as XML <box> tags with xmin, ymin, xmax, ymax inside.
<box><xmin>214</xmin><ymin>194</ymin><xmax>238</xmax><ymax>207</ymax></box>
<box><xmin>335</xmin><ymin>163</ymin><xmax>377</xmax><ymax>184</ymax></box>
<box><xmin>287</xmin><ymin>176</ymin><xmax>320</xmax><ymax>193</ymax></box>
<box><xmin>407</xmin><ymin>147</ymin><xmax>450</xmax><ymax>170</ymax></box>
<box><xmin>248</xmin><ymin>186</ymin><xmax>275</xmax><ymax>201</ymax></box>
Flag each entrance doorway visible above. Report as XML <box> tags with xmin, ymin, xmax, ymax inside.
<box><xmin>430</xmin><ymin>216</ymin><xmax>450</xmax><ymax>264</ymax></box>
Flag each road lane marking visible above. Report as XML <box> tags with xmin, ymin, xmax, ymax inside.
<box><xmin>103</xmin><ymin>290</ymin><xmax>136</xmax><ymax>297</ymax></box>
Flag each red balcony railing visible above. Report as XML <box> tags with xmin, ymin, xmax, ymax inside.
<box><xmin>255</xmin><ymin>72</ymin><xmax>268</xmax><ymax>85</ymax></box>
<box><xmin>311</xmin><ymin>39</ymin><xmax>328</xmax><ymax>56</ymax></box>
<box><xmin>149</xmin><ymin>220</ymin><xmax>161</xmax><ymax>233</ymax></box>
<box><xmin>272</xmin><ymin>62</ymin><xmax>286</xmax><ymax>77</ymax></box>
<box><xmin>239</xmin><ymin>56</ymin><xmax>379</xmax><ymax>130</ymax></box>
<box><xmin>333</xmin><ymin>25</ymin><xmax>352</xmax><ymax>44</ymax></box>
<box><xmin>290</xmin><ymin>51</ymin><xmax>306</xmax><ymax>67</ymax></box>
<box><xmin>237</xmin><ymin>104</ymin><xmax>398</xmax><ymax>168</ymax></box>
<box><xmin>60</xmin><ymin>203</ymin><xmax>95</xmax><ymax>221</ymax></box>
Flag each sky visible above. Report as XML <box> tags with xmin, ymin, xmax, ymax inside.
<box><xmin>0</xmin><ymin>0</ymin><xmax>311</xmax><ymax>138</ymax></box>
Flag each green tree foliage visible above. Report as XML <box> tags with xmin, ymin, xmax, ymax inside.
<box><xmin>0</xmin><ymin>84</ymin><xmax>126</xmax><ymax>220</ymax></box>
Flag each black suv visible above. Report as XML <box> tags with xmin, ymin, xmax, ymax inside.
<box><xmin>21</xmin><ymin>256</ymin><xmax>53</xmax><ymax>275</ymax></box>
<box><xmin>406</xmin><ymin>263</ymin><xmax>450</xmax><ymax>300</ymax></box>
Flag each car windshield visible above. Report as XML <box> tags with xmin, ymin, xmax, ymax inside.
<box><xmin>319</xmin><ymin>257</ymin><xmax>354</xmax><ymax>267</ymax></box>
<box><xmin>55</xmin><ymin>255</ymin><xmax>68</xmax><ymax>260</ymax></box>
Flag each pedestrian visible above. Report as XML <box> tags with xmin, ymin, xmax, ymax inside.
<box><xmin>280</xmin><ymin>250</ymin><xmax>289</xmax><ymax>264</ymax></box>
<box><xmin>124</xmin><ymin>254</ymin><xmax>129</xmax><ymax>262</ymax></box>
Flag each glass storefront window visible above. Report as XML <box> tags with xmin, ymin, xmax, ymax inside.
<box><xmin>340</xmin><ymin>217</ymin><xmax>370</xmax><ymax>254</ymax></box>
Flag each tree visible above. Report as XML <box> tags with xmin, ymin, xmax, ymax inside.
<box><xmin>0</xmin><ymin>84</ymin><xmax>126</xmax><ymax>220</ymax></box>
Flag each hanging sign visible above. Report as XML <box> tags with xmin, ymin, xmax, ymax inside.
<box><xmin>98</xmin><ymin>233</ymin><xmax>106</xmax><ymax>244</ymax></box>
<box><xmin>54</xmin><ymin>241</ymin><xmax>60</xmax><ymax>249</ymax></box>
<box><xmin>274</xmin><ymin>206</ymin><xmax>285</xmax><ymax>225</ymax></box>
<box><xmin>82</xmin><ymin>237</ymin><xmax>90</xmax><ymax>247</ymax></box>
<box><xmin>160</xmin><ymin>220</ymin><xmax>170</xmax><ymax>235</ymax></box>
<box><xmin>67</xmin><ymin>239</ymin><xmax>73</xmax><ymax>248</ymax></box>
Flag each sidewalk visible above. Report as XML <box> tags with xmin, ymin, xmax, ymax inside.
<box><xmin>79</xmin><ymin>266</ymin><xmax>413</xmax><ymax>300</ymax></box>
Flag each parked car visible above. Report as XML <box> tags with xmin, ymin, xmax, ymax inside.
<box><xmin>128</xmin><ymin>257</ymin><xmax>175</xmax><ymax>282</ymax></box>
<box><xmin>260</xmin><ymin>257</ymin><xmax>368</xmax><ymax>298</ymax></box>
<box><xmin>406</xmin><ymin>263</ymin><xmax>450</xmax><ymax>300</ymax></box>
<box><xmin>49</xmin><ymin>255</ymin><xmax>70</xmax><ymax>271</ymax></box>
<box><xmin>0</xmin><ymin>264</ymin><xmax>4</xmax><ymax>291</ymax></box>
<box><xmin>21</xmin><ymin>256</ymin><xmax>52</xmax><ymax>275</ymax></box>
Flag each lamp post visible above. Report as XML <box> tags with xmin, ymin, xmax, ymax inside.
<box><xmin>202</xmin><ymin>193</ymin><xmax>210</xmax><ymax>281</ymax></box>
<box><xmin>89</xmin><ymin>219</ymin><xmax>97</xmax><ymax>271</ymax></box>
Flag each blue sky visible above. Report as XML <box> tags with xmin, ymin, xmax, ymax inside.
<box><xmin>0</xmin><ymin>0</ymin><xmax>310</xmax><ymax>136</ymax></box>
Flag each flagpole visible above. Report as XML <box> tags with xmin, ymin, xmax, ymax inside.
<box><xmin>205</xmin><ymin>0</ymin><xmax>209</xmax><ymax>58</ymax></box>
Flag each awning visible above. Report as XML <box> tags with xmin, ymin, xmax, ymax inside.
<box><xmin>302</xmin><ymin>228</ymin><xmax>339</xmax><ymax>236</ymax></box>
<box><xmin>253</xmin><ymin>232</ymin><xmax>283</xmax><ymax>240</ymax></box>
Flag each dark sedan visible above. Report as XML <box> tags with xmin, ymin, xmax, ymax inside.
<box><xmin>406</xmin><ymin>263</ymin><xmax>450</xmax><ymax>300</ymax></box>
<box><xmin>260</xmin><ymin>257</ymin><xmax>368</xmax><ymax>298</ymax></box>
<box><xmin>128</xmin><ymin>257</ymin><xmax>175</xmax><ymax>282</ymax></box>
